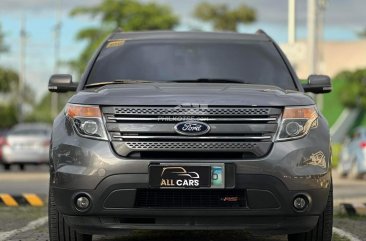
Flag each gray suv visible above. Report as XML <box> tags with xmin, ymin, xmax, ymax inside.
<box><xmin>48</xmin><ymin>30</ymin><xmax>333</xmax><ymax>241</ymax></box>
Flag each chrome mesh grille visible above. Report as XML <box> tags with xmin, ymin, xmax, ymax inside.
<box><xmin>126</xmin><ymin>141</ymin><xmax>256</xmax><ymax>150</ymax></box>
<box><xmin>113</xmin><ymin>107</ymin><xmax>271</xmax><ymax>116</ymax></box>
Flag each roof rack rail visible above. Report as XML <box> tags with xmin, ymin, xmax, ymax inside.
<box><xmin>255</xmin><ymin>29</ymin><xmax>269</xmax><ymax>36</ymax></box>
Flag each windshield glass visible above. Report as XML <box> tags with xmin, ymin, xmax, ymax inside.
<box><xmin>87</xmin><ymin>40</ymin><xmax>296</xmax><ymax>90</ymax></box>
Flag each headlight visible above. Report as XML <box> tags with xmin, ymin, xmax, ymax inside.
<box><xmin>276</xmin><ymin>106</ymin><xmax>318</xmax><ymax>141</ymax></box>
<box><xmin>65</xmin><ymin>104</ymin><xmax>108</xmax><ymax>140</ymax></box>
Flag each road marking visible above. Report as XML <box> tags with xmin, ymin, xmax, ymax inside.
<box><xmin>333</xmin><ymin>227</ymin><xmax>362</xmax><ymax>241</ymax></box>
<box><xmin>23</xmin><ymin>193</ymin><xmax>44</xmax><ymax>207</ymax></box>
<box><xmin>0</xmin><ymin>194</ymin><xmax>44</xmax><ymax>207</ymax></box>
<box><xmin>0</xmin><ymin>216</ymin><xmax>48</xmax><ymax>241</ymax></box>
<box><xmin>0</xmin><ymin>194</ymin><xmax>18</xmax><ymax>207</ymax></box>
<box><xmin>339</xmin><ymin>203</ymin><xmax>366</xmax><ymax>216</ymax></box>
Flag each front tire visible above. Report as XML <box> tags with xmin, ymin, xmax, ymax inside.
<box><xmin>48</xmin><ymin>188</ymin><xmax>92</xmax><ymax>241</ymax></box>
<box><xmin>288</xmin><ymin>183</ymin><xmax>333</xmax><ymax>241</ymax></box>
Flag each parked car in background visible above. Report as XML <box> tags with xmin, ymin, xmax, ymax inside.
<box><xmin>1</xmin><ymin>123</ymin><xmax>51</xmax><ymax>171</ymax></box>
<box><xmin>0</xmin><ymin>129</ymin><xmax>8</xmax><ymax>167</ymax></box>
<box><xmin>338</xmin><ymin>127</ymin><xmax>366</xmax><ymax>179</ymax></box>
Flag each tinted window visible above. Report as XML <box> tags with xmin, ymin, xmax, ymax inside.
<box><xmin>87</xmin><ymin>40</ymin><xmax>296</xmax><ymax>90</ymax></box>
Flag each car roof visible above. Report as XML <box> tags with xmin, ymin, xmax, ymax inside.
<box><xmin>11</xmin><ymin>123</ymin><xmax>52</xmax><ymax>131</ymax></box>
<box><xmin>110</xmin><ymin>30</ymin><xmax>271</xmax><ymax>42</ymax></box>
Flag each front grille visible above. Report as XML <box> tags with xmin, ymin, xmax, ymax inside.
<box><xmin>114</xmin><ymin>106</ymin><xmax>271</xmax><ymax>116</ymax></box>
<box><xmin>135</xmin><ymin>189</ymin><xmax>247</xmax><ymax>208</ymax></box>
<box><xmin>102</xmin><ymin>106</ymin><xmax>281</xmax><ymax>158</ymax></box>
<box><xmin>126</xmin><ymin>141</ymin><xmax>256</xmax><ymax>150</ymax></box>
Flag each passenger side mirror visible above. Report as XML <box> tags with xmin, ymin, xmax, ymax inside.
<box><xmin>302</xmin><ymin>75</ymin><xmax>332</xmax><ymax>94</ymax></box>
<box><xmin>48</xmin><ymin>74</ymin><xmax>78</xmax><ymax>93</ymax></box>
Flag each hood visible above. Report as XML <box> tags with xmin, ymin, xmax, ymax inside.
<box><xmin>69</xmin><ymin>83</ymin><xmax>314</xmax><ymax>107</ymax></box>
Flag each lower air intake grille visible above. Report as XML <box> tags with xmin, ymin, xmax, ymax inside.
<box><xmin>135</xmin><ymin>189</ymin><xmax>247</xmax><ymax>208</ymax></box>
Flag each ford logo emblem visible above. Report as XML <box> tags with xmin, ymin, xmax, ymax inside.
<box><xmin>174</xmin><ymin>121</ymin><xmax>211</xmax><ymax>136</ymax></box>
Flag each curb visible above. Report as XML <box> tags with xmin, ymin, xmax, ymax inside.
<box><xmin>0</xmin><ymin>193</ymin><xmax>44</xmax><ymax>207</ymax></box>
<box><xmin>339</xmin><ymin>203</ymin><xmax>366</xmax><ymax>216</ymax></box>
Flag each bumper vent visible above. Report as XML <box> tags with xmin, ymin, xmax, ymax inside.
<box><xmin>135</xmin><ymin>189</ymin><xmax>247</xmax><ymax>208</ymax></box>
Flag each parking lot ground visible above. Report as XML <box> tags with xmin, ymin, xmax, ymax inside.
<box><xmin>334</xmin><ymin>214</ymin><xmax>366</xmax><ymax>240</ymax></box>
<box><xmin>0</xmin><ymin>207</ymin><xmax>47</xmax><ymax>232</ymax></box>
<box><xmin>0</xmin><ymin>206</ymin><xmax>359</xmax><ymax>241</ymax></box>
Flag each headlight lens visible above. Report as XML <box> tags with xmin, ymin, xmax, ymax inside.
<box><xmin>276</xmin><ymin>106</ymin><xmax>318</xmax><ymax>141</ymax></box>
<box><xmin>65</xmin><ymin>104</ymin><xmax>108</xmax><ymax>140</ymax></box>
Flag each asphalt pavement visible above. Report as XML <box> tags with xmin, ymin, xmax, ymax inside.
<box><xmin>0</xmin><ymin>166</ymin><xmax>365</xmax><ymax>241</ymax></box>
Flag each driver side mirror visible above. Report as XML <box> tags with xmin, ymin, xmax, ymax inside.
<box><xmin>302</xmin><ymin>75</ymin><xmax>332</xmax><ymax>94</ymax></box>
<box><xmin>48</xmin><ymin>74</ymin><xmax>78</xmax><ymax>93</ymax></box>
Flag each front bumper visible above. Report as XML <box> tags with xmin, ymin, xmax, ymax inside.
<box><xmin>53</xmin><ymin>173</ymin><xmax>329</xmax><ymax>234</ymax></box>
<box><xmin>50</xmin><ymin>115</ymin><xmax>331</xmax><ymax>234</ymax></box>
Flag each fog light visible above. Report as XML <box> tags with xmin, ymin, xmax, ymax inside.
<box><xmin>293</xmin><ymin>196</ymin><xmax>308</xmax><ymax>210</ymax></box>
<box><xmin>76</xmin><ymin>196</ymin><xmax>90</xmax><ymax>210</ymax></box>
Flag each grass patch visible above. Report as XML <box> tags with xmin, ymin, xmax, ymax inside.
<box><xmin>335</xmin><ymin>212</ymin><xmax>366</xmax><ymax>221</ymax></box>
<box><xmin>333</xmin><ymin>232</ymin><xmax>352</xmax><ymax>241</ymax></box>
<box><xmin>331</xmin><ymin>143</ymin><xmax>343</xmax><ymax>168</ymax></box>
<box><xmin>322</xmin><ymin>78</ymin><xmax>348</xmax><ymax>127</ymax></box>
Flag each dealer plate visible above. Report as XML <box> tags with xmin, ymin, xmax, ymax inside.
<box><xmin>149</xmin><ymin>164</ymin><xmax>225</xmax><ymax>188</ymax></box>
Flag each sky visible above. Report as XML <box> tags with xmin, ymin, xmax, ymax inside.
<box><xmin>0</xmin><ymin>0</ymin><xmax>365</xmax><ymax>100</ymax></box>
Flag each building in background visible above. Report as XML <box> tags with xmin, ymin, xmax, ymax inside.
<box><xmin>281</xmin><ymin>40</ymin><xmax>366</xmax><ymax>78</ymax></box>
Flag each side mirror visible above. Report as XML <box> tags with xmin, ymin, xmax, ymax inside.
<box><xmin>302</xmin><ymin>75</ymin><xmax>332</xmax><ymax>94</ymax></box>
<box><xmin>48</xmin><ymin>74</ymin><xmax>77</xmax><ymax>93</ymax></box>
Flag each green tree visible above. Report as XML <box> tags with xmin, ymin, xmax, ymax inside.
<box><xmin>0</xmin><ymin>23</ymin><xmax>8</xmax><ymax>53</ymax></box>
<box><xmin>0</xmin><ymin>67</ymin><xmax>18</xmax><ymax>128</ymax></box>
<box><xmin>335</xmin><ymin>69</ymin><xmax>366</xmax><ymax>109</ymax></box>
<box><xmin>193</xmin><ymin>2</ymin><xmax>256</xmax><ymax>32</ymax></box>
<box><xmin>70</xmin><ymin>0</ymin><xmax>179</xmax><ymax>75</ymax></box>
<box><xmin>0</xmin><ymin>67</ymin><xmax>18</xmax><ymax>92</ymax></box>
<box><xmin>26</xmin><ymin>92</ymin><xmax>73</xmax><ymax>123</ymax></box>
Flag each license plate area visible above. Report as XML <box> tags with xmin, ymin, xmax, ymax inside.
<box><xmin>149</xmin><ymin>163</ymin><xmax>225</xmax><ymax>189</ymax></box>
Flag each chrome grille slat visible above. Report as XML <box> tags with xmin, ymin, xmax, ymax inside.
<box><xmin>107</xmin><ymin>117</ymin><xmax>277</xmax><ymax>122</ymax></box>
<box><xmin>112</xmin><ymin>135</ymin><xmax>272</xmax><ymax>140</ymax></box>
<box><xmin>111</xmin><ymin>141</ymin><xmax>272</xmax><ymax>156</ymax></box>
<box><xmin>106</xmin><ymin>123</ymin><xmax>278</xmax><ymax>134</ymax></box>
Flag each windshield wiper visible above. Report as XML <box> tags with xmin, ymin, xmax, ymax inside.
<box><xmin>85</xmin><ymin>79</ymin><xmax>153</xmax><ymax>88</ymax></box>
<box><xmin>168</xmin><ymin>78</ymin><xmax>249</xmax><ymax>84</ymax></box>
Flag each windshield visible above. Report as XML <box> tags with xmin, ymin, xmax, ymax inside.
<box><xmin>87</xmin><ymin>40</ymin><xmax>296</xmax><ymax>90</ymax></box>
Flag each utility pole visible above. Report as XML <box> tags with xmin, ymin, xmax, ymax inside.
<box><xmin>288</xmin><ymin>0</ymin><xmax>296</xmax><ymax>44</ymax></box>
<box><xmin>18</xmin><ymin>14</ymin><xmax>27</xmax><ymax>123</ymax></box>
<box><xmin>51</xmin><ymin>0</ymin><xmax>62</xmax><ymax>118</ymax></box>
<box><xmin>307</xmin><ymin>0</ymin><xmax>328</xmax><ymax>110</ymax></box>
<box><xmin>307</xmin><ymin>0</ymin><xmax>318</xmax><ymax>75</ymax></box>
